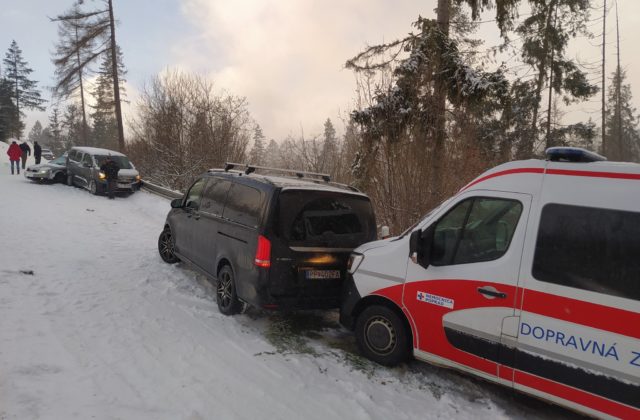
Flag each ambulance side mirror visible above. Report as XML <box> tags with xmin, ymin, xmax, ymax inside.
<box><xmin>409</xmin><ymin>225</ymin><xmax>434</xmax><ymax>268</ymax></box>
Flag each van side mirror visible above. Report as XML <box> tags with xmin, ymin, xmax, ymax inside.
<box><xmin>409</xmin><ymin>225</ymin><xmax>435</xmax><ymax>268</ymax></box>
<box><xmin>170</xmin><ymin>198</ymin><xmax>183</xmax><ymax>209</ymax></box>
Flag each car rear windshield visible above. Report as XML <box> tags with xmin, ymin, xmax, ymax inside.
<box><xmin>277</xmin><ymin>190</ymin><xmax>376</xmax><ymax>248</ymax></box>
<box><xmin>95</xmin><ymin>155</ymin><xmax>133</xmax><ymax>169</ymax></box>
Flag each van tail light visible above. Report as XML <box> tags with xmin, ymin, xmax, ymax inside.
<box><xmin>254</xmin><ymin>235</ymin><xmax>271</xmax><ymax>268</ymax></box>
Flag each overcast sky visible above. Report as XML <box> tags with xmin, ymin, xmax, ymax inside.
<box><xmin>2</xmin><ymin>0</ymin><xmax>639</xmax><ymax>142</ymax></box>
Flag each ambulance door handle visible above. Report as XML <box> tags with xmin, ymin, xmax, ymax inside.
<box><xmin>477</xmin><ymin>287</ymin><xmax>507</xmax><ymax>299</ymax></box>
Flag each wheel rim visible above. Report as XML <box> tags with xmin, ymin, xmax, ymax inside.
<box><xmin>364</xmin><ymin>315</ymin><xmax>397</xmax><ymax>356</ymax></box>
<box><xmin>159</xmin><ymin>231</ymin><xmax>175</xmax><ymax>260</ymax></box>
<box><xmin>217</xmin><ymin>271</ymin><xmax>232</xmax><ymax>308</ymax></box>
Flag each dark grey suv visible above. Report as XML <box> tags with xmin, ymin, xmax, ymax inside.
<box><xmin>66</xmin><ymin>147</ymin><xmax>141</xmax><ymax>195</ymax></box>
<box><xmin>158</xmin><ymin>164</ymin><xmax>377</xmax><ymax>315</ymax></box>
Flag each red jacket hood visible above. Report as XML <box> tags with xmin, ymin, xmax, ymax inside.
<box><xmin>7</xmin><ymin>143</ymin><xmax>22</xmax><ymax>160</ymax></box>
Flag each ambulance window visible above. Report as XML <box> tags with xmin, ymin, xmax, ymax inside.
<box><xmin>533</xmin><ymin>204</ymin><xmax>640</xmax><ymax>301</ymax></box>
<box><xmin>431</xmin><ymin>197</ymin><xmax>522</xmax><ymax>266</ymax></box>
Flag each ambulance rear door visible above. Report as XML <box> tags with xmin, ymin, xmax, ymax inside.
<box><xmin>512</xmin><ymin>169</ymin><xmax>640</xmax><ymax>418</ymax></box>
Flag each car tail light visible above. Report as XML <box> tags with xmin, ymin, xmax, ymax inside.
<box><xmin>254</xmin><ymin>235</ymin><xmax>271</xmax><ymax>268</ymax></box>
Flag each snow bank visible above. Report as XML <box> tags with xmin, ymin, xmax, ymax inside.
<box><xmin>0</xmin><ymin>172</ymin><xmax>564</xmax><ymax>420</ymax></box>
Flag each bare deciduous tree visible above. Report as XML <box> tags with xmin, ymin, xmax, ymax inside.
<box><xmin>127</xmin><ymin>71</ymin><xmax>251</xmax><ymax>191</ymax></box>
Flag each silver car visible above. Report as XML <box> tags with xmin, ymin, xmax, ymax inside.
<box><xmin>24</xmin><ymin>156</ymin><xmax>67</xmax><ymax>183</ymax></box>
<box><xmin>41</xmin><ymin>148</ymin><xmax>55</xmax><ymax>160</ymax></box>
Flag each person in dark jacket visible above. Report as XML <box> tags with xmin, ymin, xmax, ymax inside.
<box><xmin>100</xmin><ymin>156</ymin><xmax>120</xmax><ymax>199</ymax></box>
<box><xmin>19</xmin><ymin>142</ymin><xmax>31</xmax><ymax>169</ymax></box>
<box><xmin>33</xmin><ymin>141</ymin><xmax>42</xmax><ymax>164</ymax></box>
<box><xmin>7</xmin><ymin>141</ymin><xmax>22</xmax><ymax>175</ymax></box>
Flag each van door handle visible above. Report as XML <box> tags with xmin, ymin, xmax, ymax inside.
<box><xmin>477</xmin><ymin>287</ymin><xmax>507</xmax><ymax>299</ymax></box>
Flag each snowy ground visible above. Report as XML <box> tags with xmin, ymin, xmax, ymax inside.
<box><xmin>0</xmin><ymin>151</ymin><xmax>580</xmax><ymax>420</ymax></box>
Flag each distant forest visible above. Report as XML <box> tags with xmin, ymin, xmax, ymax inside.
<box><xmin>2</xmin><ymin>0</ymin><xmax>639</xmax><ymax>233</ymax></box>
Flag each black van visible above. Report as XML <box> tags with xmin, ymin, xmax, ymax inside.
<box><xmin>158</xmin><ymin>164</ymin><xmax>377</xmax><ymax>315</ymax></box>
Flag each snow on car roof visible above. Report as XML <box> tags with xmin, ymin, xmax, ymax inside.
<box><xmin>71</xmin><ymin>146</ymin><xmax>126</xmax><ymax>157</ymax></box>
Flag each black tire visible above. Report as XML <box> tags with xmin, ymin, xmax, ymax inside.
<box><xmin>158</xmin><ymin>228</ymin><xmax>180</xmax><ymax>264</ymax></box>
<box><xmin>216</xmin><ymin>265</ymin><xmax>242</xmax><ymax>316</ymax></box>
<box><xmin>89</xmin><ymin>180</ymin><xmax>99</xmax><ymax>195</ymax></box>
<box><xmin>355</xmin><ymin>305</ymin><xmax>411</xmax><ymax>366</ymax></box>
<box><xmin>53</xmin><ymin>172</ymin><xmax>65</xmax><ymax>184</ymax></box>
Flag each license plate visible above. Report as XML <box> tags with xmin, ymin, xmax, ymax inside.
<box><xmin>305</xmin><ymin>270</ymin><xmax>341</xmax><ymax>279</ymax></box>
<box><xmin>117</xmin><ymin>183</ymin><xmax>130</xmax><ymax>188</ymax></box>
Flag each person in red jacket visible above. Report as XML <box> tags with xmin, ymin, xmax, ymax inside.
<box><xmin>7</xmin><ymin>141</ymin><xmax>22</xmax><ymax>175</ymax></box>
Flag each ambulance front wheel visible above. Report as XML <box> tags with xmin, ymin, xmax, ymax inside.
<box><xmin>355</xmin><ymin>305</ymin><xmax>410</xmax><ymax>366</ymax></box>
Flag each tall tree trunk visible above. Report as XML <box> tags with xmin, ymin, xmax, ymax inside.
<box><xmin>108</xmin><ymin>0</ymin><xmax>125</xmax><ymax>152</ymax></box>
<box><xmin>430</xmin><ymin>0</ymin><xmax>450</xmax><ymax>202</ymax></box>
<box><xmin>14</xmin><ymin>57</ymin><xmax>20</xmax><ymax>139</ymax></box>
<box><xmin>523</xmin><ymin>0</ymin><xmax>556</xmax><ymax>159</ymax></box>
<box><xmin>75</xmin><ymin>25</ymin><xmax>89</xmax><ymax>145</ymax></box>
<box><xmin>601</xmin><ymin>0</ymin><xmax>607</xmax><ymax>157</ymax></box>
<box><xmin>615</xmin><ymin>1</ymin><xmax>622</xmax><ymax>160</ymax></box>
<box><xmin>545</xmin><ymin>4</ymin><xmax>558</xmax><ymax>150</ymax></box>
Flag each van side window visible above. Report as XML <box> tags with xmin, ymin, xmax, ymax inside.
<box><xmin>223</xmin><ymin>183</ymin><xmax>262</xmax><ymax>227</ymax></box>
<box><xmin>431</xmin><ymin>197</ymin><xmax>523</xmax><ymax>266</ymax></box>
<box><xmin>533</xmin><ymin>204</ymin><xmax>640</xmax><ymax>301</ymax></box>
<box><xmin>82</xmin><ymin>154</ymin><xmax>92</xmax><ymax>167</ymax></box>
<box><xmin>201</xmin><ymin>178</ymin><xmax>231</xmax><ymax>216</ymax></box>
<box><xmin>184</xmin><ymin>178</ymin><xmax>207</xmax><ymax>210</ymax></box>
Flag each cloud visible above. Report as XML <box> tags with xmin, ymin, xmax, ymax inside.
<box><xmin>176</xmin><ymin>0</ymin><xmax>433</xmax><ymax>139</ymax></box>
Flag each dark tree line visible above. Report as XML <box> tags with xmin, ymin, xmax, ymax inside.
<box><xmin>0</xmin><ymin>40</ymin><xmax>46</xmax><ymax>141</ymax></box>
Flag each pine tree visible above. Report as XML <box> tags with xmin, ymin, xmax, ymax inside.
<box><xmin>605</xmin><ymin>68</ymin><xmax>640</xmax><ymax>162</ymax></box>
<box><xmin>321</xmin><ymin>118</ymin><xmax>338</xmax><ymax>175</ymax></box>
<box><xmin>50</xmin><ymin>0</ymin><xmax>126</xmax><ymax>151</ymax></box>
<box><xmin>515</xmin><ymin>0</ymin><xmax>598</xmax><ymax>157</ymax></box>
<box><xmin>27</xmin><ymin>120</ymin><xmax>44</xmax><ymax>143</ymax></box>
<box><xmin>51</xmin><ymin>2</ymin><xmax>94</xmax><ymax>144</ymax></box>
<box><xmin>2</xmin><ymin>40</ymin><xmax>46</xmax><ymax>138</ymax></box>
<box><xmin>90</xmin><ymin>47</ymin><xmax>125</xmax><ymax>149</ymax></box>
<box><xmin>248</xmin><ymin>124</ymin><xmax>265</xmax><ymax>165</ymax></box>
<box><xmin>264</xmin><ymin>139</ymin><xmax>280</xmax><ymax>167</ymax></box>
<box><xmin>48</xmin><ymin>108</ymin><xmax>64</xmax><ymax>155</ymax></box>
<box><xmin>62</xmin><ymin>103</ymin><xmax>84</xmax><ymax>150</ymax></box>
<box><xmin>0</xmin><ymin>77</ymin><xmax>21</xmax><ymax>142</ymax></box>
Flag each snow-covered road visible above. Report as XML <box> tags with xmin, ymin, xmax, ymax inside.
<box><xmin>0</xmin><ymin>160</ymin><xmax>577</xmax><ymax>420</ymax></box>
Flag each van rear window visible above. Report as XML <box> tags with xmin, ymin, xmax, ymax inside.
<box><xmin>277</xmin><ymin>191</ymin><xmax>376</xmax><ymax>248</ymax></box>
<box><xmin>533</xmin><ymin>204</ymin><xmax>640</xmax><ymax>301</ymax></box>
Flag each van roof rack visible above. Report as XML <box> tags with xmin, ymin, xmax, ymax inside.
<box><xmin>224</xmin><ymin>162</ymin><xmax>332</xmax><ymax>182</ymax></box>
<box><xmin>545</xmin><ymin>147</ymin><xmax>607</xmax><ymax>163</ymax></box>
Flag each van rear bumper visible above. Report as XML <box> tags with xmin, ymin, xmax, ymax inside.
<box><xmin>262</xmin><ymin>294</ymin><xmax>341</xmax><ymax>310</ymax></box>
<box><xmin>242</xmin><ymin>269</ymin><xmax>343</xmax><ymax>310</ymax></box>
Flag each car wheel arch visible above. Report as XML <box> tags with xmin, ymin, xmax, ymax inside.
<box><xmin>216</xmin><ymin>257</ymin><xmax>233</xmax><ymax>277</ymax></box>
<box><xmin>352</xmin><ymin>295</ymin><xmax>415</xmax><ymax>350</ymax></box>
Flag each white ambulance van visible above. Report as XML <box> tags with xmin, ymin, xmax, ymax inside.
<box><xmin>340</xmin><ymin>147</ymin><xmax>639</xmax><ymax>419</ymax></box>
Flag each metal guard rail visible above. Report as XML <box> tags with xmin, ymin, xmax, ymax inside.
<box><xmin>140</xmin><ymin>179</ymin><xmax>183</xmax><ymax>200</ymax></box>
